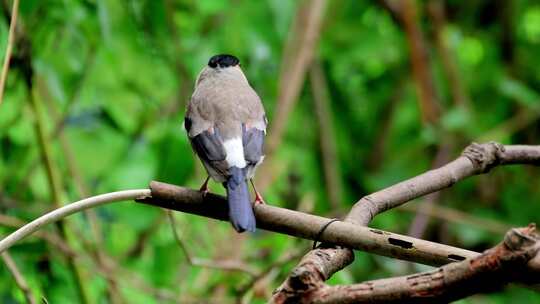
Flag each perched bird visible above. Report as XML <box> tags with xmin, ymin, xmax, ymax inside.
<box><xmin>185</xmin><ymin>54</ymin><xmax>267</xmax><ymax>233</ymax></box>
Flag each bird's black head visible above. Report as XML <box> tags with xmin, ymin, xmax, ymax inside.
<box><xmin>208</xmin><ymin>54</ymin><xmax>240</xmax><ymax>68</ymax></box>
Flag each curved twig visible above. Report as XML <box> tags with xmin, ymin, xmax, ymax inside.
<box><xmin>0</xmin><ymin>189</ymin><xmax>150</xmax><ymax>253</ymax></box>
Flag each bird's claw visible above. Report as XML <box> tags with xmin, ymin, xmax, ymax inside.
<box><xmin>199</xmin><ymin>177</ymin><xmax>210</xmax><ymax>196</ymax></box>
<box><xmin>254</xmin><ymin>192</ymin><xmax>266</xmax><ymax>205</ymax></box>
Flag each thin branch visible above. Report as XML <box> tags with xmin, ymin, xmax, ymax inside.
<box><xmin>0</xmin><ymin>189</ymin><xmax>150</xmax><ymax>253</ymax></box>
<box><xmin>0</xmin><ymin>0</ymin><xmax>19</xmax><ymax>105</ymax></box>
<box><xmin>167</xmin><ymin>210</ymin><xmax>258</xmax><ymax>276</ymax></box>
<box><xmin>401</xmin><ymin>0</ymin><xmax>457</xmax><ymax>237</ymax></box>
<box><xmin>0</xmin><ymin>214</ymin><xmax>76</xmax><ymax>256</ymax></box>
<box><xmin>349</xmin><ymin>143</ymin><xmax>540</xmax><ymax>224</ymax></box>
<box><xmin>272</xmin><ymin>142</ymin><xmax>540</xmax><ymax>302</ymax></box>
<box><xmin>1</xmin><ymin>251</ymin><xmax>36</xmax><ymax>304</ymax></box>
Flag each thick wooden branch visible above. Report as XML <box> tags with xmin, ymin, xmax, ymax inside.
<box><xmin>136</xmin><ymin>181</ymin><xmax>478</xmax><ymax>267</ymax></box>
<box><xmin>271</xmin><ymin>142</ymin><xmax>540</xmax><ymax>303</ymax></box>
<box><xmin>300</xmin><ymin>226</ymin><xmax>540</xmax><ymax>304</ymax></box>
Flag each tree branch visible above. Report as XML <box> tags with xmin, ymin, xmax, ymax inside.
<box><xmin>137</xmin><ymin>181</ymin><xmax>481</xmax><ymax>267</ymax></box>
<box><xmin>0</xmin><ymin>214</ymin><xmax>77</xmax><ymax>257</ymax></box>
<box><xmin>272</xmin><ymin>142</ymin><xmax>540</xmax><ymax>302</ymax></box>
<box><xmin>348</xmin><ymin>143</ymin><xmax>540</xmax><ymax>224</ymax></box>
<box><xmin>299</xmin><ymin>225</ymin><xmax>540</xmax><ymax>304</ymax></box>
<box><xmin>0</xmin><ymin>189</ymin><xmax>150</xmax><ymax>253</ymax></box>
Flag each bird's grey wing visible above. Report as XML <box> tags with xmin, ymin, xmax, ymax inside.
<box><xmin>185</xmin><ymin>117</ymin><xmax>228</xmax><ymax>179</ymax></box>
<box><xmin>242</xmin><ymin>123</ymin><xmax>265</xmax><ymax>165</ymax></box>
<box><xmin>238</xmin><ymin>88</ymin><xmax>266</xmax><ymax>168</ymax></box>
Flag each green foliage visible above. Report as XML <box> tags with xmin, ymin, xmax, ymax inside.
<box><xmin>0</xmin><ymin>0</ymin><xmax>539</xmax><ymax>303</ymax></box>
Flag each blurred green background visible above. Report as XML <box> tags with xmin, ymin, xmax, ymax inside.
<box><xmin>1</xmin><ymin>0</ymin><xmax>540</xmax><ymax>303</ymax></box>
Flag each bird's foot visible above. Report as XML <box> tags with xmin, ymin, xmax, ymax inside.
<box><xmin>250</xmin><ymin>179</ymin><xmax>266</xmax><ymax>204</ymax></box>
<box><xmin>253</xmin><ymin>191</ymin><xmax>266</xmax><ymax>205</ymax></box>
<box><xmin>199</xmin><ymin>176</ymin><xmax>210</xmax><ymax>196</ymax></box>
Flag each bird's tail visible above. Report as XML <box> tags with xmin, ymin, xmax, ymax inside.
<box><xmin>225</xmin><ymin>167</ymin><xmax>256</xmax><ymax>232</ymax></box>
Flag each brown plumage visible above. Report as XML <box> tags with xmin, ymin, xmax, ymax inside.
<box><xmin>187</xmin><ymin>64</ymin><xmax>266</xmax><ymax>139</ymax></box>
<box><xmin>185</xmin><ymin>54</ymin><xmax>267</xmax><ymax>232</ymax></box>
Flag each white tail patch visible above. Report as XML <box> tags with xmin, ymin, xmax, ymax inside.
<box><xmin>223</xmin><ymin>137</ymin><xmax>246</xmax><ymax>168</ymax></box>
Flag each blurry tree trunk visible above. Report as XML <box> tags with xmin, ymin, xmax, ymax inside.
<box><xmin>310</xmin><ymin>61</ymin><xmax>343</xmax><ymax>210</ymax></box>
<box><xmin>258</xmin><ymin>0</ymin><xmax>327</xmax><ymax>191</ymax></box>
<box><xmin>428</xmin><ymin>0</ymin><xmax>470</xmax><ymax>108</ymax></box>
<box><xmin>400</xmin><ymin>0</ymin><xmax>441</xmax><ymax>123</ymax></box>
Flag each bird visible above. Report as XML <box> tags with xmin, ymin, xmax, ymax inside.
<box><xmin>184</xmin><ymin>54</ymin><xmax>267</xmax><ymax>233</ymax></box>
